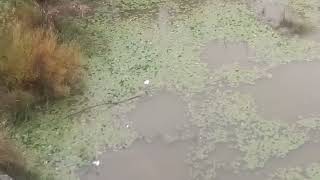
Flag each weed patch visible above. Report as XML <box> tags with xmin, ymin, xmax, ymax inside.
<box><xmin>0</xmin><ymin>2</ymin><xmax>84</xmax><ymax>115</ymax></box>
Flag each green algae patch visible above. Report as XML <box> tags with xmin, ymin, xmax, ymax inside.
<box><xmin>188</xmin><ymin>90</ymin><xmax>308</xmax><ymax>174</ymax></box>
<box><xmin>185</xmin><ymin>1</ymin><xmax>320</xmax><ymax>65</ymax></box>
<box><xmin>84</xmin><ymin>11</ymin><xmax>209</xmax><ymax>94</ymax></box>
<box><xmin>270</xmin><ymin>163</ymin><xmax>320</xmax><ymax>180</ymax></box>
<box><xmin>114</xmin><ymin>0</ymin><xmax>162</xmax><ymax>11</ymax></box>
<box><xmin>209</xmin><ymin>63</ymin><xmax>270</xmax><ymax>87</ymax></box>
<box><xmin>11</xmin><ymin>96</ymin><xmax>137</xmax><ymax>179</ymax></box>
<box><xmin>81</xmin><ymin>0</ymin><xmax>320</xmax><ymax>95</ymax></box>
<box><xmin>109</xmin><ymin>0</ymin><xmax>203</xmax><ymax>14</ymax></box>
<box><xmin>289</xmin><ymin>0</ymin><xmax>320</xmax><ymax>25</ymax></box>
<box><xmin>297</xmin><ymin>117</ymin><xmax>320</xmax><ymax>129</ymax></box>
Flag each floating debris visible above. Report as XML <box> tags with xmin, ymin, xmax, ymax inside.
<box><xmin>144</xmin><ymin>80</ymin><xmax>150</xmax><ymax>85</ymax></box>
<box><xmin>92</xmin><ymin>160</ymin><xmax>100</xmax><ymax>166</ymax></box>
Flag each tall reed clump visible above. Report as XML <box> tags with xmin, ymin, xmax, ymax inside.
<box><xmin>0</xmin><ymin>1</ymin><xmax>84</xmax><ymax>116</ymax></box>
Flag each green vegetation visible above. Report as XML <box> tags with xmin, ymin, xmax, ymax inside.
<box><xmin>289</xmin><ymin>0</ymin><xmax>320</xmax><ymax>25</ymax></box>
<box><xmin>0</xmin><ymin>0</ymin><xmax>84</xmax><ymax>178</ymax></box>
<box><xmin>297</xmin><ymin>117</ymin><xmax>320</xmax><ymax>129</ymax></box>
<box><xmin>188</xmin><ymin>90</ymin><xmax>308</xmax><ymax>179</ymax></box>
<box><xmin>0</xmin><ymin>1</ymin><xmax>83</xmax><ymax>116</ymax></box>
<box><xmin>209</xmin><ymin>63</ymin><xmax>269</xmax><ymax>87</ymax></box>
<box><xmin>115</xmin><ymin>0</ymin><xmax>162</xmax><ymax>11</ymax></box>
<box><xmin>270</xmin><ymin>163</ymin><xmax>320</xmax><ymax>180</ymax></box>
<box><xmin>1</xmin><ymin>0</ymin><xmax>320</xmax><ymax>179</ymax></box>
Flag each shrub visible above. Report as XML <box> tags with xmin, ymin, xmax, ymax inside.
<box><xmin>0</xmin><ymin>1</ymin><xmax>84</xmax><ymax>113</ymax></box>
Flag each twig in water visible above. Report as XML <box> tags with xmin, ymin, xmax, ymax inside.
<box><xmin>64</xmin><ymin>92</ymin><xmax>146</xmax><ymax>119</ymax></box>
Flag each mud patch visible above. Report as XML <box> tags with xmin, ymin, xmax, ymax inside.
<box><xmin>80</xmin><ymin>140</ymin><xmax>191</xmax><ymax>180</ymax></box>
<box><xmin>240</xmin><ymin>61</ymin><xmax>320</xmax><ymax>122</ymax></box>
<box><xmin>128</xmin><ymin>92</ymin><xmax>189</xmax><ymax>139</ymax></box>
<box><xmin>200</xmin><ymin>40</ymin><xmax>256</xmax><ymax>71</ymax></box>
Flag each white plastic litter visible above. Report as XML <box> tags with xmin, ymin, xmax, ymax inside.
<box><xmin>144</xmin><ymin>80</ymin><xmax>150</xmax><ymax>85</ymax></box>
<box><xmin>92</xmin><ymin>160</ymin><xmax>100</xmax><ymax>166</ymax></box>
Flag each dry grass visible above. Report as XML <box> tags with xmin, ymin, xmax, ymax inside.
<box><xmin>0</xmin><ymin>1</ymin><xmax>83</xmax><ymax>178</ymax></box>
<box><xmin>0</xmin><ymin>131</ymin><xmax>40</xmax><ymax>179</ymax></box>
<box><xmin>0</xmin><ymin>132</ymin><xmax>24</xmax><ymax>175</ymax></box>
<box><xmin>0</xmin><ymin>22</ymin><xmax>83</xmax><ymax>97</ymax></box>
<box><xmin>0</xmin><ymin>2</ymin><xmax>84</xmax><ymax>113</ymax></box>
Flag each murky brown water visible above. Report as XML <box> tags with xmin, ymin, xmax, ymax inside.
<box><xmin>80</xmin><ymin>54</ymin><xmax>320</xmax><ymax>180</ymax></box>
<box><xmin>80</xmin><ymin>45</ymin><xmax>320</xmax><ymax>180</ymax></box>
<box><xmin>128</xmin><ymin>92</ymin><xmax>189</xmax><ymax>139</ymax></box>
<box><xmin>80</xmin><ymin>92</ymin><xmax>191</xmax><ymax>180</ymax></box>
<box><xmin>80</xmin><ymin>139</ymin><xmax>191</xmax><ymax>180</ymax></box>
<box><xmin>212</xmin><ymin>144</ymin><xmax>241</xmax><ymax>164</ymax></box>
<box><xmin>240</xmin><ymin>61</ymin><xmax>320</xmax><ymax>122</ymax></box>
<box><xmin>201</xmin><ymin>40</ymin><xmax>256</xmax><ymax>70</ymax></box>
<box><xmin>79</xmin><ymin>1</ymin><xmax>320</xmax><ymax>180</ymax></box>
<box><xmin>303</xmin><ymin>28</ymin><xmax>320</xmax><ymax>43</ymax></box>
